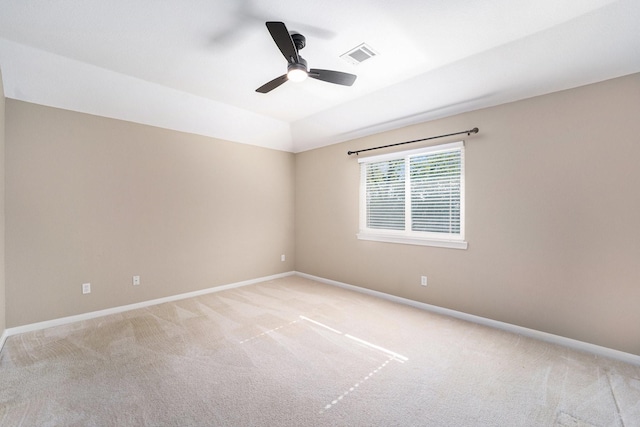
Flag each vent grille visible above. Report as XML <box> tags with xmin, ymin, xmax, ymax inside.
<box><xmin>341</xmin><ymin>43</ymin><xmax>378</xmax><ymax>65</ymax></box>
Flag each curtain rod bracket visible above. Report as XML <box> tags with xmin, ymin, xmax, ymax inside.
<box><xmin>348</xmin><ymin>127</ymin><xmax>479</xmax><ymax>156</ymax></box>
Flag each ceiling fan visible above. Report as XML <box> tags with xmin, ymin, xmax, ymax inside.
<box><xmin>256</xmin><ymin>21</ymin><xmax>357</xmax><ymax>93</ymax></box>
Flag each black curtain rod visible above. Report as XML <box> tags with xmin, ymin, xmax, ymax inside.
<box><xmin>347</xmin><ymin>127</ymin><xmax>479</xmax><ymax>156</ymax></box>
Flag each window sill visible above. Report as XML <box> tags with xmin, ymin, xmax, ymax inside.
<box><xmin>357</xmin><ymin>232</ymin><xmax>468</xmax><ymax>250</ymax></box>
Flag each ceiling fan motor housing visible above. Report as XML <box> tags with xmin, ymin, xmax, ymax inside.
<box><xmin>288</xmin><ymin>56</ymin><xmax>308</xmax><ymax>72</ymax></box>
<box><xmin>291</xmin><ymin>32</ymin><xmax>306</xmax><ymax>50</ymax></box>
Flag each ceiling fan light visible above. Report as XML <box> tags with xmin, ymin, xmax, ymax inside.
<box><xmin>287</xmin><ymin>64</ymin><xmax>308</xmax><ymax>82</ymax></box>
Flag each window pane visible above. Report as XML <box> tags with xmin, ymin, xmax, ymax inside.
<box><xmin>359</xmin><ymin>141</ymin><xmax>465</xmax><ymax>246</ymax></box>
<box><xmin>366</xmin><ymin>159</ymin><xmax>405</xmax><ymax>230</ymax></box>
<box><xmin>410</xmin><ymin>151</ymin><xmax>461</xmax><ymax>234</ymax></box>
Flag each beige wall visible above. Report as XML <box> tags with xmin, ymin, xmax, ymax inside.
<box><xmin>0</xmin><ymin>68</ymin><xmax>5</xmax><ymax>336</ymax></box>
<box><xmin>295</xmin><ymin>73</ymin><xmax>640</xmax><ymax>356</ymax></box>
<box><xmin>4</xmin><ymin>73</ymin><xmax>640</xmax><ymax>356</ymax></box>
<box><xmin>5</xmin><ymin>100</ymin><xmax>295</xmax><ymax>327</ymax></box>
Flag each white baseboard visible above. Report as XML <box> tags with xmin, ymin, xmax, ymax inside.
<box><xmin>4</xmin><ymin>270</ymin><xmax>639</xmax><ymax>367</ymax></box>
<box><xmin>3</xmin><ymin>271</ymin><xmax>295</xmax><ymax>340</ymax></box>
<box><xmin>296</xmin><ymin>272</ymin><xmax>640</xmax><ymax>366</ymax></box>
<box><xmin>0</xmin><ymin>329</ymin><xmax>8</xmax><ymax>353</ymax></box>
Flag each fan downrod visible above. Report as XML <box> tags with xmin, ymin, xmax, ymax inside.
<box><xmin>291</xmin><ymin>33</ymin><xmax>306</xmax><ymax>51</ymax></box>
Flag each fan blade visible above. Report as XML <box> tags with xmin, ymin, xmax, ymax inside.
<box><xmin>256</xmin><ymin>74</ymin><xmax>288</xmax><ymax>93</ymax></box>
<box><xmin>309</xmin><ymin>69</ymin><xmax>357</xmax><ymax>86</ymax></box>
<box><xmin>266</xmin><ymin>22</ymin><xmax>299</xmax><ymax>63</ymax></box>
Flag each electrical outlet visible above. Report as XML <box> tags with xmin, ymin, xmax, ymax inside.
<box><xmin>133</xmin><ymin>275</ymin><xmax>140</xmax><ymax>286</ymax></box>
<box><xmin>82</xmin><ymin>283</ymin><xmax>91</xmax><ymax>294</ymax></box>
<box><xmin>421</xmin><ymin>276</ymin><xmax>428</xmax><ymax>287</ymax></box>
<box><xmin>281</xmin><ymin>254</ymin><xmax>286</xmax><ymax>262</ymax></box>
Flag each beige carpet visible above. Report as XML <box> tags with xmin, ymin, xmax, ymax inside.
<box><xmin>1</xmin><ymin>275</ymin><xmax>639</xmax><ymax>426</ymax></box>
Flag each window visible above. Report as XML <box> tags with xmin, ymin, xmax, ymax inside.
<box><xmin>358</xmin><ymin>141</ymin><xmax>467</xmax><ymax>249</ymax></box>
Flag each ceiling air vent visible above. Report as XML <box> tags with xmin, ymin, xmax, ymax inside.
<box><xmin>340</xmin><ymin>43</ymin><xmax>378</xmax><ymax>65</ymax></box>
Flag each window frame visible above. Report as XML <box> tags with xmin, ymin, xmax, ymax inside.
<box><xmin>357</xmin><ymin>141</ymin><xmax>468</xmax><ymax>250</ymax></box>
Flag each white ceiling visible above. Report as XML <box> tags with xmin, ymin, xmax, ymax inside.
<box><xmin>1</xmin><ymin>0</ymin><xmax>639</xmax><ymax>152</ymax></box>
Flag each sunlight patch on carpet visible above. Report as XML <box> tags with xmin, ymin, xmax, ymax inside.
<box><xmin>320</xmin><ymin>356</ymin><xmax>396</xmax><ymax>414</ymax></box>
<box><xmin>236</xmin><ymin>313</ymin><xmax>409</xmax><ymax>416</ymax></box>
<box><xmin>238</xmin><ymin>320</ymin><xmax>300</xmax><ymax>344</ymax></box>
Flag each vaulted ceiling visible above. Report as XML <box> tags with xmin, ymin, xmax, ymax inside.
<box><xmin>1</xmin><ymin>0</ymin><xmax>639</xmax><ymax>152</ymax></box>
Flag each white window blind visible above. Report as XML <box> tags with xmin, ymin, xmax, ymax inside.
<box><xmin>358</xmin><ymin>141</ymin><xmax>467</xmax><ymax>249</ymax></box>
<box><xmin>364</xmin><ymin>158</ymin><xmax>405</xmax><ymax>230</ymax></box>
